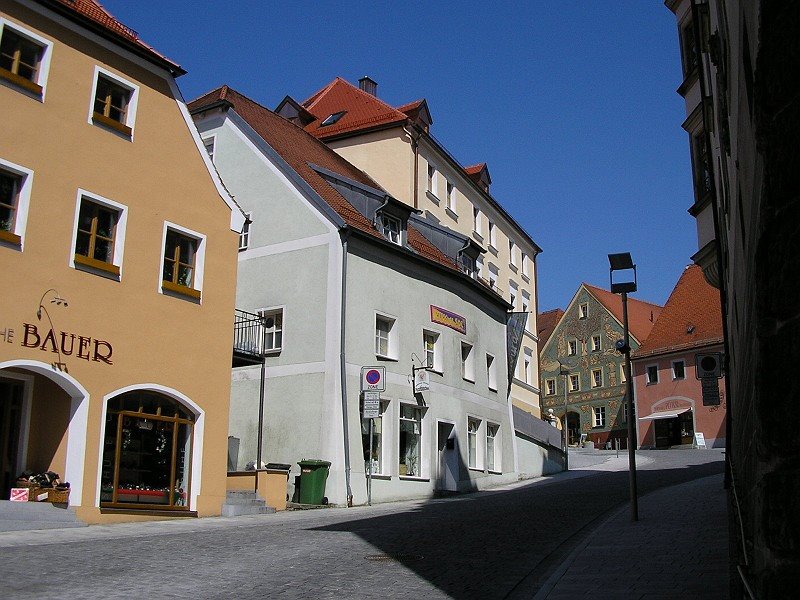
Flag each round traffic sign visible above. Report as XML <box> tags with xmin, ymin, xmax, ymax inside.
<box><xmin>366</xmin><ymin>369</ymin><xmax>381</xmax><ymax>385</ymax></box>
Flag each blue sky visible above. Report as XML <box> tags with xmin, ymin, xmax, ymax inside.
<box><xmin>102</xmin><ymin>0</ymin><xmax>694</xmax><ymax>312</ymax></box>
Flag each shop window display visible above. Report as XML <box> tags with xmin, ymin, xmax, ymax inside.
<box><xmin>100</xmin><ymin>391</ymin><xmax>193</xmax><ymax>510</ymax></box>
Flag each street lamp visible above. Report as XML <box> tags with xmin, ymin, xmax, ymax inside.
<box><xmin>559</xmin><ymin>362</ymin><xmax>569</xmax><ymax>471</ymax></box>
<box><xmin>608</xmin><ymin>252</ymin><xmax>639</xmax><ymax>522</ymax></box>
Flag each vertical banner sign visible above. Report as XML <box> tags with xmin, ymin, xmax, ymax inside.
<box><xmin>506</xmin><ymin>311</ymin><xmax>528</xmax><ymax>395</ymax></box>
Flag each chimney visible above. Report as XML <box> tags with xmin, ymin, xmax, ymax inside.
<box><xmin>359</xmin><ymin>76</ymin><xmax>378</xmax><ymax>96</ymax></box>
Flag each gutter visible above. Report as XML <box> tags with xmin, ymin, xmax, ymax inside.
<box><xmin>403</xmin><ymin>126</ymin><xmax>421</xmax><ymax>209</ymax></box>
<box><xmin>339</xmin><ymin>229</ymin><xmax>353</xmax><ymax>506</ymax></box>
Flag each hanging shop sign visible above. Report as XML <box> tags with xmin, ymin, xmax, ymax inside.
<box><xmin>414</xmin><ymin>367</ymin><xmax>430</xmax><ymax>393</ymax></box>
<box><xmin>3</xmin><ymin>322</ymin><xmax>114</xmax><ymax>366</ymax></box>
<box><xmin>430</xmin><ymin>305</ymin><xmax>467</xmax><ymax>335</ymax></box>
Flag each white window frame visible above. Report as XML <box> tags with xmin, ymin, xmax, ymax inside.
<box><xmin>522</xmin><ymin>252</ymin><xmax>530</xmax><ymax>278</ymax></box>
<box><xmin>461</xmin><ymin>341</ymin><xmax>475</xmax><ymax>382</ymax></box>
<box><xmin>423</xmin><ymin>329</ymin><xmax>442</xmax><ymax>373</ymax></box>
<box><xmin>473</xmin><ymin>206</ymin><xmax>482</xmax><ymax>237</ymax></box>
<box><xmin>593</xmin><ymin>406</ymin><xmax>606</xmax><ymax>428</ymax></box>
<box><xmin>523</xmin><ymin>347</ymin><xmax>533</xmax><ymax>384</ymax></box>
<box><xmin>622</xmin><ymin>401</ymin><xmax>629</xmax><ymax>423</ymax></box>
<box><xmin>509</xmin><ymin>281</ymin><xmax>518</xmax><ymax>310</ymax></box>
<box><xmin>87</xmin><ymin>66</ymin><xmax>140</xmax><ymax>137</ymax></box>
<box><xmin>620</xmin><ymin>363</ymin><xmax>627</xmax><ymax>384</ymax></box>
<box><xmin>445</xmin><ymin>180</ymin><xmax>456</xmax><ymax>214</ymax></box>
<box><xmin>381</xmin><ymin>214</ymin><xmax>402</xmax><ymax>246</ymax></box>
<box><xmin>545</xmin><ymin>378</ymin><xmax>556</xmax><ymax>396</ymax></box>
<box><xmin>426</xmin><ymin>163</ymin><xmax>438</xmax><ymax>198</ymax></box>
<box><xmin>646</xmin><ymin>364</ymin><xmax>659</xmax><ymax>385</ymax></box>
<box><xmin>579</xmin><ymin>302</ymin><xmax>589</xmax><ymax>319</ymax></box>
<box><xmin>509</xmin><ymin>240</ymin><xmax>517</xmax><ymax>267</ymax></box>
<box><xmin>488</xmin><ymin>220</ymin><xmax>497</xmax><ymax>248</ymax></box>
<box><xmin>69</xmin><ymin>188</ymin><xmax>128</xmax><ymax>277</ymax></box>
<box><xmin>569</xmin><ymin>373</ymin><xmax>580</xmax><ymax>392</ymax></box>
<box><xmin>477</xmin><ymin>255</ymin><xmax>485</xmax><ymax>279</ymax></box>
<box><xmin>258</xmin><ymin>306</ymin><xmax>284</xmax><ymax>354</ymax></box>
<box><xmin>486</xmin><ymin>422</ymin><xmax>500</xmax><ymax>473</ymax></box>
<box><xmin>467</xmin><ymin>416</ymin><xmax>483</xmax><ymax>470</ymax></box>
<box><xmin>486</xmin><ymin>353</ymin><xmax>497</xmax><ymax>391</ymax></box>
<box><xmin>591</xmin><ymin>334</ymin><xmax>602</xmax><ymax>352</ymax></box>
<box><xmin>0</xmin><ymin>19</ymin><xmax>54</xmax><ymax>100</ymax></box>
<box><xmin>375</xmin><ymin>312</ymin><xmax>398</xmax><ymax>360</ymax></box>
<box><xmin>239</xmin><ymin>212</ymin><xmax>251</xmax><ymax>251</ymax></box>
<box><xmin>363</xmin><ymin>400</ymin><xmax>389</xmax><ymax>475</ymax></box>
<box><xmin>672</xmin><ymin>359</ymin><xmax>686</xmax><ymax>380</ymax></box>
<box><xmin>0</xmin><ymin>157</ymin><xmax>34</xmax><ymax>249</ymax></box>
<box><xmin>567</xmin><ymin>339</ymin><xmax>578</xmax><ymax>356</ymax></box>
<box><xmin>159</xmin><ymin>221</ymin><xmax>206</xmax><ymax>298</ymax></box>
<box><xmin>591</xmin><ymin>368</ymin><xmax>603</xmax><ymax>388</ymax></box>
<box><xmin>488</xmin><ymin>263</ymin><xmax>499</xmax><ymax>291</ymax></box>
<box><xmin>399</xmin><ymin>402</ymin><xmax>424</xmax><ymax>478</ymax></box>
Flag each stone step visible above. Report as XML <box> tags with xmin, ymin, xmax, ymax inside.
<box><xmin>221</xmin><ymin>504</ymin><xmax>275</xmax><ymax>517</ymax></box>
<box><xmin>221</xmin><ymin>490</ymin><xmax>275</xmax><ymax>517</ymax></box>
<box><xmin>0</xmin><ymin>500</ymin><xmax>86</xmax><ymax>532</ymax></box>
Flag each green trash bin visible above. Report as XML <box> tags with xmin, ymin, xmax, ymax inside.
<box><xmin>297</xmin><ymin>459</ymin><xmax>331</xmax><ymax>505</ymax></box>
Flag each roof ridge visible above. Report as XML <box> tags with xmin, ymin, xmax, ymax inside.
<box><xmin>308</xmin><ymin>77</ymin><xmax>408</xmax><ymax>122</ymax></box>
<box><xmin>583</xmin><ymin>282</ymin><xmax>663</xmax><ymax>309</ymax></box>
<box><xmin>303</xmin><ymin>77</ymin><xmax>345</xmax><ymax>112</ymax></box>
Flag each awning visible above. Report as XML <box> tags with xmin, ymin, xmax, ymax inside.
<box><xmin>638</xmin><ymin>407</ymin><xmax>691</xmax><ymax>421</ymax></box>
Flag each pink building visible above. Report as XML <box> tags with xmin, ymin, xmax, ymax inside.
<box><xmin>632</xmin><ymin>266</ymin><xmax>726</xmax><ymax>449</ymax></box>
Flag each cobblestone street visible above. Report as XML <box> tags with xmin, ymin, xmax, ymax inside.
<box><xmin>0</xmin><ymin>450</ymin><xmax>725</xmax><ymax>599</ymax></box>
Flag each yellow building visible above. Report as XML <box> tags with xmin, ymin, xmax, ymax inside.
<box><xmin>0</xmin><ymin>0</ymin><xmax>244</xmax><ymax>523</ymax></box>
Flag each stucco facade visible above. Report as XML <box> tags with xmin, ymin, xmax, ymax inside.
<box><xmin>191</xmin><ymin>87</ymin><xmax>518</xmax><ymax>506</ymax></box>
<box><xmin>0</xmin><ymin>1</ymin><xmax>242</xmax><ymax>523</ymax></box>
<box><xmin>539</xmin><ymin>284</ymin><xmax>661</xmax><ymax>448</ymax></box>
<box><xmin>289</xmin><ymin>78</ymin><xmax>543</xmax><ymax>419</ymax></box>
<box><xmin>633</xmin><ymin>347</ymin><xmax>726</xmax><ymax>449</ymax></box>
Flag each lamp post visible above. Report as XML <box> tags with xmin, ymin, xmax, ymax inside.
<box><xmin>608</xmin><ymin>252</ymin><xmax>639</xmax><ymax>522</ymax></box>
<box><xmin>559</xmin><ymin>362</ymin><xmax>569</xmax><ymax>471</ymax></box>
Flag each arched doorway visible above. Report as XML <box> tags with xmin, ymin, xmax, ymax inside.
<box><xmin>566</xmin><ymin>412</ymin><xmax>581</xmax><ymax>446</ymax></box>
<box><xmin>0</xmin><ymin>361</ymin><xmax>89</xmax><ymax>504</ymax></box>
<box><xmin>100</xmin><ymin>389</ymin><xmax>195</xmax><ymax>510</ymax></box>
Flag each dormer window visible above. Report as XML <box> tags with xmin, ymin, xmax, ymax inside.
<box><xmin>460</xmin><ymin>253</ymin><xmax>477</xmax><ymax>277</ymax></box>
<box><xmin>321</xmin><ymin>111</ymin><xmax>346</xmax><ymax>127</ymax></box>
<box><xmin>381</xmin><ymin>214</ymin><xmax>402</xmax><ymax>245</ymax></box>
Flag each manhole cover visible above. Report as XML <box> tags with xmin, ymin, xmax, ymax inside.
<box><xmin>365</xmin><ymin>553</ymin><xmax>423</xmax><ymax>562</ymax></box>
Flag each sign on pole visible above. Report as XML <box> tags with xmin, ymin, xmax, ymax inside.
<box><xmin>361</xmin><ymin>366</ymin><xmax>386</xmax><ymax>392</ymax></box>
<box><xmin>362</xmin><ymin>396</ymin><xmax>381</xmax><ymax>419</ymax></box>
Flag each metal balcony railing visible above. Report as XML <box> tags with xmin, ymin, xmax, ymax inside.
<box><xmin>233</xmin><ymin>309</ymin><xmax>264</xmax><ymax>364</ymax></box>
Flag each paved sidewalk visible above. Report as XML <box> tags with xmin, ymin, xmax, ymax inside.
<box><xmin>534</xmin><ymin>472</ymin><xmax>729</xmax><ymax>599</ymax></box>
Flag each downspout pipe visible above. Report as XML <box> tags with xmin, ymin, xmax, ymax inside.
<box><xmin>404</xmin><ymin>125</ymin><xmax>421</xmax><ymax>209</ymax></box>
<box><xmin>339</xmin><ymin>229</ymin><xmax>353</xmax><ymax>506</ymax></box>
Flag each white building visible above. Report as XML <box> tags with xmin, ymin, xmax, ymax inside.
<box><xmin>190</xmin><ymin>86</ymin><xmax>527</xmax><ymax>505</ymax></box>
<box><xmin>276</xmin><ymin>77</ymin><xmax>543</xmax><ymax>419</ymax></box>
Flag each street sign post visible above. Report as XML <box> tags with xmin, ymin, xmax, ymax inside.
<box><xmin>361</xmin><ymin>386</ymin><xmax>382</xmax><ymax>506</ymax></box>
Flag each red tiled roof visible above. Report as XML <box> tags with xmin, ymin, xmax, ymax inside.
<box><xmin>464</xmin><ymin>164</ymin><xmax>486</xmax><ymax>175</ymax></box>
<box><xmin>537</xmin><ymin>308</ymin><xmax>565</xmax><ymax>351</ymax></box>
<box><xmin>397</xmin><ymin>99</ymin><xmax>425</xmax><ymax>115</ymax></box>
<box><xmin>633</xmin><ymin>265</ymin><xmax>723</xmax><ymax>358</ymax></box>
<box><xmin>584</xmin><ymin>284</ymin><xmax>663</xmax><ymax>344</ymax></box>
<box><xmin>44</xmin><ymin>0</ymin><xmax>182</xmax><ymax>73</ymax></box>
<box><xmin>188</xmin><ymin>86</ymin><xmax>461</xmax><ymax>274</ymax></box>
<box><xmin>301</xmin><ymin>77</ymin><xmax>410</xmax><ymax>140</ymax></box>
